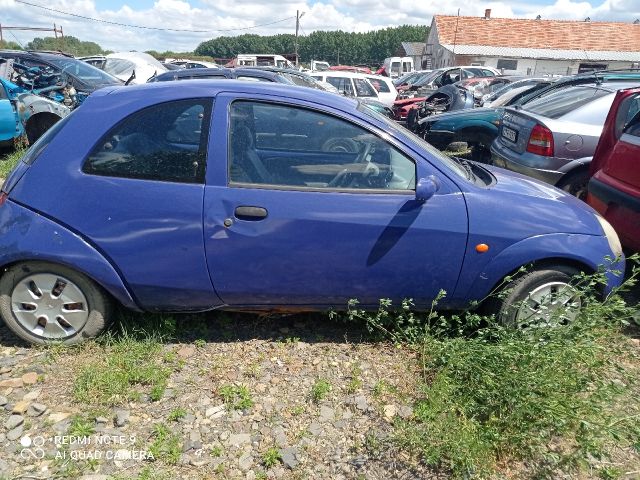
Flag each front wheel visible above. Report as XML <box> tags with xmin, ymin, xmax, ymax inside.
<box><xmin>557</xmin><ymin>170</ymin><xmax>590</xmax><ymax>200</ymax></box>
<box><xmin>491</xmin><ymin>266</ymin><xmax>582</xmax><ymax>329</ymax></box>
<box><xmin>0</xmin><ymin>262</ymin><xmax>113</xmax><ymax>345</ymax></box>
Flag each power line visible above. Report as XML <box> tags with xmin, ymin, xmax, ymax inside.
<box><xmin>13</xmin><ymin>0</ymin><xmax>295</xmax><ymax>33</ymax></box>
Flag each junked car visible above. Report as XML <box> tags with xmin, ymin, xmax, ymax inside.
<box><xmin>0</xmin><ymin>81</ymin><xmax>623</xmax><ymax>344</ymax></box>
<box><xmin>0</xmin><ymin>77</ymin><xmax>70</xmax><ymax>146</ymax></box>
<box><xmin>364</xmin><ymin>74</ymin><xmax>398</xmax><ymax>107</ymax></box>
<box><xmin>310</xmin><ymin>71</ymin><xmax>379</xmax><ymax>100</ymax></box>
<box><xmin>491</xmin><ymin>80</ymin><xmax>640</xmax><ymax>198</ymax></box>
<box><xmin>103</xmin><ymin>51</ymin><xmax>168</xmax><ymax>84</ymax></box>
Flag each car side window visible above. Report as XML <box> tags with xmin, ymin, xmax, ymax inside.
<box><xmin>326</xmin><ymin>77</ymin><xmax>353</xmax><ymax>95</ymax></box>
<box><xmin>228</xmin><ymin>101</ymin><xmax>416</xmax><ymax>191</ymax></box>
<box><xmin>83</xmin><ymin>98</ymin><xmax>212</xmax><ymax>183</ymax></box>
<box><xmin>622</xmin><ymin>94</ymin><xmax>640</xmax><ymax>137</ymax></box>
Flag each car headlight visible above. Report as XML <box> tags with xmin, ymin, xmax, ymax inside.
<box><xmin>595</xmin><ymin>214</ymin><xmax>623</xmax><ymax>258</ymax></box>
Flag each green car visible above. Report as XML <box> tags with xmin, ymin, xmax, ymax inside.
<box><xmin>421</xmin><ymin>80</ymin><xmax>552</xmax><ymax>161</ymax></box>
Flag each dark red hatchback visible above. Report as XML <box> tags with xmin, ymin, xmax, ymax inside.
<box><xmin>587</xmin><ymin>87</ymin><xmax>640</xmax><ymax>252</ymax></box>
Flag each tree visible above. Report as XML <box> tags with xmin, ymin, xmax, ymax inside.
<box><xmin>0</xmin><ymin>40</ymin><xmax>23</xmax><ymax>50</ymax></box>
<box><xmin>25</xmin><ymin>36</ymin><xmax>104</xmax><ymax>56</ymax></box>
<box><xmin>195</xmin><ymin>25</ymin><xmax>429</xmax><ymax>66</ymax></box>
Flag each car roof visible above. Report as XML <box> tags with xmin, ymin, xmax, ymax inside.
<box><xmin>558</xmin><ymin>81</ymin><xmax>640</xmax><ymax>93</ymax></box>
<box><xmin>311</xmin><ymin>71</ymin><xmax>374</xmax><ymax>79</ymax></box>
<box><xmin>150</xmin><ymin>67</ymin><xmax>289</xmax><ymax>83</ymax></box>
<box><xmin>92</xmin><ymin>79</ymin><xmax>357</xmax><ymax>111</ymax></box>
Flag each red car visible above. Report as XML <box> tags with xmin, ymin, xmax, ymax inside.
<box><xmin>587</xmin><ymin>87</ymin><xmax>640</xmax><ymax>252</ymax></box>
<box><xmin>392</xmin><ymin>97</ymin><xmax>426</xmax><ymax>120</ymax></box>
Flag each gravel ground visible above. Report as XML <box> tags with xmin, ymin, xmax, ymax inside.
<box><xmin>0</xmin><ymin>271</ymin><xmax>637</xmax><ymax>479</ymax></box>
<box><xmin>0</xmin><ymin>313</ymin><xmax>441</xmax><ymax>480</ymax></box>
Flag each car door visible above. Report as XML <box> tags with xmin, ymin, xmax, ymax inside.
<box><xmin>603</xmin><ymin>89</ymin><xmax>640</xmax><ymax>188</ymax></box>
<box><xmin>0</xmin><ymin>81</ymin><xmax>18</xmax><ymax>142</ymax></box>
<box><xmin>203</xmin><ymin>94</ymin><xmax>468</xmax><ymax>308</ymax></box>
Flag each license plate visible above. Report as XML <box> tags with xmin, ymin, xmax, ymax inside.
<box><xmin>502</xmin><ymin>126</ymin><xmax>518</xmax><ymax>143</ymax></box>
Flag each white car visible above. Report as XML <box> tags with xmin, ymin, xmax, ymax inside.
<box><xmin>310</xmin><ymin>71</ymin><xmax>379</xmax><ymax>101</ymax></box>
<box><xmin>103</xmin><ymin>52</ymin><xmax>168</xmax><ymax>84</ymax></box>
<box><xmin>363</xmin><ymin>74</ymin><xmax>398</xmax><ymax>107</ymax></box>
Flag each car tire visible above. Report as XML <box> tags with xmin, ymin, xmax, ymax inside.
<box><xmin>0</xmin><ymin>262</ymin><xmax>113</xmax><ymax>345</ymax></box>
<box><xmin>557</xmin><ymin>170</ymin><xmax>589</xmax><ymax>200</ymax></box>
<box><xmin>321</xmin><ymin>138</ymin><xmax>358</xmax><ymax>153</ymax></box>
<box><xmin>490</xmin><ymin>265</ymin><xmax>582</xmax><ymax>329</ymax></box>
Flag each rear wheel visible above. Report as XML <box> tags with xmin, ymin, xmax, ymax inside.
<box><xmin>491</xmin><ymin>266</ymin><xmax>582</xmax><ymax>329</ymax></box>
<box><xmin>0</xmin><ymin>262</ymin><xmax>112</xmax><ymax>345</ymax></box>
<box><xmin>557</xmin><ymin>170</ymin><xmax>589</xmax><ymax>200</ymax></box>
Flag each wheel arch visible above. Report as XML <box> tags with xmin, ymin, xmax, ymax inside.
<box><xmin>25</xmin><ymin>112</ymin><xmax>62</xmax><ymax>144</ymax></box>
<box><xmin>0</xmin><ymin>200</ymin><xmax>141</xmax><ymax>312</ymax></box>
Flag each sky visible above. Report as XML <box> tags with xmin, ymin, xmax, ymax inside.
<box><xmin>0</xmin><ymin>0</ymin><xmax>638</xmax><ymax>53</ymax></box>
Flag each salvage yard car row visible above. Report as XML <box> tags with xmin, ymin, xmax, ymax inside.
<box><xmin>0</xmin><ymin>49</ymin><xmax>635</xmax><ymax>345</ymax></box>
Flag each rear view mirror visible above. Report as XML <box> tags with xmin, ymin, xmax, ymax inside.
<box><xmin>415</xmin><ymin>175</ymin><xmax>441</xmax><ymax>202</ymax></box>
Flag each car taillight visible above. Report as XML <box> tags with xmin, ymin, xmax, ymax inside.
<box><xmin>527</xmin><ymin>124</ymin><xmax>554</xmax><ymax>156</ymax></box>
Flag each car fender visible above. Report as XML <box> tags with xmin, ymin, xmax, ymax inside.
<box><xmin>457</xmin><ymin>232</ymin><xmax>622</xmax><ymax>303</ymax></box>
<box><xmin>15</xmin><ymin>92</ymin><xmax>70</xmax><ymax>126</ymax></box>
<box><xmin>0</xmin><ymin>200</ymin><xmax>140</xmax><ymax>311</ymax></box>
<box><xmin>556</xmin><ymin>156</ymin><xmax>591</xmax><ymax>176</ymax></box>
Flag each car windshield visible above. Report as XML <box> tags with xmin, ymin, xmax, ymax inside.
<box><xmin>44</xmin><ymin>57</ymin><xmax>121</xmax><ymax>86</ymax></box>
<box><xmin>357</xmin><ymin>102</ymin><xmax>469</xmax><ymax>180</ymax></box>
<box><xmin>524</xmin><ymin>86</ymin><xmax>610</xmax><ymax>119</ymax></box>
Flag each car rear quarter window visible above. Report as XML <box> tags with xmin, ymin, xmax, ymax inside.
<box><xmin>525</xmin><ymin>86</ymin><xmax>609</xmax><ymax>119</ymax></box>
<box><xmin>83</xmin><ymin>99</ymin><xmax>212</xmax><ymax>183</ymax></box>
<box><xmin>617</xmin><ymin>93</ymin><xmax>640</xmax><ymax>137</ymax></box>
<box><xmin>228</xmin><ymin>100</ymin><xmax>415</xmax><ymax>192</ymax></box>
<box><xmin>367</xmin><ymin>77</ymin><xmax>390</xmax><ymax>93</ymax></box>
<box><xmin>326</xmin><ymin>77</ymin><xmax>353</xmax><ymax>95</ymax></box>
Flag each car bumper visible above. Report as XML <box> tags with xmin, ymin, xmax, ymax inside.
<box><xmin>490</xmin><ymin>140</ymin><xmax>565</xmax><ymax>186</ymax></box>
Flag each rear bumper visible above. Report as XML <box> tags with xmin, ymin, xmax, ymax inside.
<box><xmin>490</xmin><ymin>140</ymin><xmax>565</xmax><ymax>185</ymax></box>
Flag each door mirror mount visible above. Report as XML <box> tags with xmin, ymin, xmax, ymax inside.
<box><xmin>415</xmin><ymin>175</ymin><xmax>441</xmax><ymax>203</ymax></box>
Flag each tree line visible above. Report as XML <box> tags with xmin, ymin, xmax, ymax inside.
<box><xmin>0</xmin><ymin>36</ymin><xmax>106</xmax><ymax>56</ymax></box>
<box><xmin>195</xmin><ymin>25</ymin><xmax>428</xmax><ymax>66</ymax></box>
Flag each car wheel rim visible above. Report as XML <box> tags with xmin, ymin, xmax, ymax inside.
<box><xmin>514</xmin><ymin>281</ymin><xmax>581</xmax><ymax>328</ymax></box>
<box><xmin>11</xmin><ymin>273</ymin><xmax>89</xmax><ymax>339</ymax></box>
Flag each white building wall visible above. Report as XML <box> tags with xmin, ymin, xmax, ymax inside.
<box><xmin>464</xmin><ymin>56</ymin><xmax>634</xmax><ymax>75</ymax></box>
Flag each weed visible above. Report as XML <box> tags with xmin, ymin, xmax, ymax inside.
<box><xmin>219</xmin><ymin>384</ymin><xmax>254</xmax><ymax>410</ymax></box>
<box><xmin>194</xmin><ymin>338</ymin><xmax>206</xmax><ymax>348</ymax></box>
<box><xmin>310</xmin><ymin>378</ymin><xmax>331</xmax><ymax>403</ymax></box>
<box><xmin>147</xmin><ymin>423</ymin><xmax>182</xmax><ymax>465</ymax></box>
<box><xmin>73</xmin><ymin>333</ymin><xmax>175</xmax><ymax>406</ymax></box>
<box><xmin>0</xmin><ymin>148</ymin><xmax>24</xmax><ymax>178</ymax></box>
<box><xmin>340</xmin><ymin>257</ymin><xmax>640</xmax><ymax>478</ymax></box>
<box><xmin>255</xmin><ymin>472</ymin><xmax>268</xmax><ymax>480</ymax></box>
<box><xmin>262</xmin><ymin>446</ymin><xmax>282</xmax><ymax>467</ymax></box>
<box><xmin>167</xmin><ymin>407</ymin><xmax>187</xmax><ymax>422</ymax></box>
<box><xmin>67</xmin><ymin>415</ymin><xmax>95</xmax><ymax>438</ymax></box>
<box><xmin>210</xmin><ymin>445</ymin><xmax>223</xmax><ymax>457</ymax></box>
<box><xmin>346</xmin><ymin>363</ymin><xmax>362</xmax><ymax>393</ymax></box>
<box><xmin>290</xmin><ymin>405</ymin><xmax>305</xmax><ymax>416</ymax></box>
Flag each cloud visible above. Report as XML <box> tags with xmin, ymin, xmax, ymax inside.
<box><xmin>0</xmin><ymin>0</ymin><xmax>637</xmax><ymax>53</ymax></box>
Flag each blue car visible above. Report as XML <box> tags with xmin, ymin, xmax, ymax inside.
<box><xmin>0</xmin><ymin>81</ymin><xmax>624</xmax><ymax>344</ymax></box>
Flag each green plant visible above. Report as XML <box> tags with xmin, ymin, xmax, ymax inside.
<box><xmin>67</xmin><ymin>415</ymin><xmax>95</xmax><ymax>438</ymax></box>
<box><xmin>194</xmin><ymin>338</ymin><xmax>206</xmax><ymax>348</ymax></box>
<box><xmin>255</xmin><ymin>472</ymin><xmax>268</xmax><ymax>480</ymax></box>
<box><xmin>219</xmin><ymin>384</ymin><xmax>254</xmax><ymax>410</ymax></box>
<box><xmin>148</xmin><ymin>423</ymin><xmax>182</xmax><ymax>465</ymax></box>
<box><xmin>346</xmin><ymin>364</ymin><xmax>362</xmax><ymax>393</ymax></box>
<box><xmin>339</xmin><ymin>257</ymin><xmax>640</xmax><ymax>478</ymax></box>
<box><xmin>73</xmin><ymin>330</ymin><xmax>175</xmax><ymax>406</ymax></box>
<box><xmin>262</xmin><ymin>447</ymin><xmax>282</xmax><ymax>468</ymax></box>
<box><xmin>310</xmin><ymin>378</ymin><xmax>331</xmax><ymax>403</ymax></box>
<box><xmin>0</xmin><ymin>148</ymin><xmax>25</xmax><ymax>178</ymax></box>
<box><xmin>167</xmin><ymin>407</ymin><xmax>187</xmax><ymax>422</ymax></box>
<box><xmin>210</xmin><ymin>445</ymin><xmax>223</xmax><ymax>457</ymax></box>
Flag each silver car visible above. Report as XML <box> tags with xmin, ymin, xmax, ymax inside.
<box><xmin>490</xmin><ymin>80</ymin><xmax>640</xmax><ymax>198</ymax></box>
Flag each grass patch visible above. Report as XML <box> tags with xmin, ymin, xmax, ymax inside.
<box><xmin>147</xmin><ymin>423</ymin><xmax>182</xmax><ymax>465</ymax></box>
<box><xmin>0</xmin><ymin>148</ymin><xmax>24</xmax><ymax>178</ymax></box>
<box><xmin>167</xmin><ymin>407</ymin><xmax>187</xmax><ymax>422</ymax></box>
<box><xmin>73</xmin><ymin>316</ymin><xmax>179</xmax><ymax>406</ymax></box>
<box><xmin>310</xmin><ymin>378</ymin><xmax>331</xmax><ymax>403</ymax></box>
<box><xmin>261</xmin><ymin>446</ymin><xmax>281</xmax><ymax>467</ymax></box>
<box><xmin>218</xmin><ymin>384</ymin><xmax>254</xmax><ymax>410</ymax></box>
<box><xmin>342</xmin><ymin>260</ymin><xmax>640</xmax><ymax>478</ymax></box>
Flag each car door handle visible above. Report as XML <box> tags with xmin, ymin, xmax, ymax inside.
<box><xmin>234</xmin><ymin>206</ymin><xmax>268</xmax><ymax>221</ymax></box>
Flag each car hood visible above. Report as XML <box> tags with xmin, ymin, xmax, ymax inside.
<box><xmin>465</xmin><ymin>163</ymin><xmax>602</xmax><ymax>238</ymax></box>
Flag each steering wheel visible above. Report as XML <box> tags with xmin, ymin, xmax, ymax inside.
<box><xmin>327</xmin><ymin>141</ymin><xmax>377</xmax><ymax>188</ymax></box>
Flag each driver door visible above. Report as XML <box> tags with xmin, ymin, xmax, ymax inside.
<box><xmin>203</xmin><ymin>95</ymin><xmax>468</xmax><ymax>308</ymax></box>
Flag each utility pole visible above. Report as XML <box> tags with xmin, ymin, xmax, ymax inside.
<box><xmin>295</xmin><ymin>10</ymin><xmax>305</xmax><ymax>66</ymax></box>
